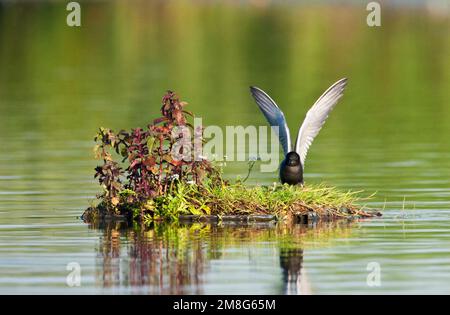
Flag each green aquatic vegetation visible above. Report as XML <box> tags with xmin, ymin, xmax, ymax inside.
<box><xmin>199</xmin><ymin>182</ymin><xmax>372</xmax><ymax>217</ymax></box>
<box><xmin>84</xmin><ymin>91</ymin><xmax>379</xmax><ymax>224</ymax></box>
<box><xmin>84</xmin><ymin>179</ymin><xmax>376</xmax><ymax>223</ymax></box>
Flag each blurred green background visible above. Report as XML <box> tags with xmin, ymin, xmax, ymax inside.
<box><xmin>0</xmin><ymin>0</ymin><xmax>448</xmax><ymax>182</ymax></box>
<box><xmin>0</xmin><ymin>0</ymin><xmax>449</xmax><ymax>294</ymax></box>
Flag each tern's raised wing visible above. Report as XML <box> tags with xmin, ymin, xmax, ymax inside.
<box><xmin>295</xmin><ymin>78</ymin><xmax>348</xmax><ymax>168</ymax></box>
<box><xmin>250</xmin><ymin>86</ymin><xmax>291</xmax><ymax>155</ymax></box>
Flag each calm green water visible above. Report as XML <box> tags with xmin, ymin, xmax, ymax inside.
<box><xmin>0</xmin><ymin>1</ymin><xmax>449</xmax><ymax>294</ymax></box>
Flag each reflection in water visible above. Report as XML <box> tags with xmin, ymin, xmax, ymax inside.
<box><xmin>96</xmin><ymin>221</ymin><xmax>206</xmax><ymax>294</ymax></box>
<box><xmin>280</xmin><ymin>248</ymin><xmax>307</xmax><ymax>295</ymax></box>
<box><xmin>91</xmin><ymin>220</ymin><xmax>355</xmax><ymax>294</ymax></box>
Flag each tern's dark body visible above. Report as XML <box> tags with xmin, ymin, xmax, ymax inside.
<box><xmin>279</xmin><ymin>152</ymin><xmax>303</xmax><ymax>185</ymax></box>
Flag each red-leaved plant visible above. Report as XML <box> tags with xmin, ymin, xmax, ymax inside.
<box><xmin>92</xmin><ymin>91</ymin><xmax>221</xmax><ymax>219</ymax></box>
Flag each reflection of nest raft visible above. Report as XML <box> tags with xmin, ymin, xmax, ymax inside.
<box><xmin>92</xmin><ymin>220</ymin><xmax>355</xmax><ymax>294</ymax></box>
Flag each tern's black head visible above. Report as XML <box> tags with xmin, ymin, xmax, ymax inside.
<box><xmin>285</xmin><ymin>151</ymin><xmax>300</xmax><ymax>166</ymax></box>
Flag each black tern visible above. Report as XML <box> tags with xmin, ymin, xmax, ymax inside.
<box><xmin>250</xmin><ymin>78</ymin><xmax>348</xmax><ymax>185</ymax></box>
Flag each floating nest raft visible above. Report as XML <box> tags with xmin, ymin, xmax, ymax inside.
<box><xmin>82</xmin><ymin>182</ymin><xmax>382</xmax><ymax>225</ymax></box>
<box><xmin>83</xmin><ymin>91</ymin><xmax>381</xmax><ymax>225</ymax></box>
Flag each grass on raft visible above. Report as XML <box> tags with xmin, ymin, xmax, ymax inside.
<box><xmin>189</xmin><ymin>181</ymin><xmax>375</xmax><ymax>218</ymax></box>
<box><xmin>84</xmin><ymin>180</ymin><xmax>378</xmax><ymax>223</ymax></box>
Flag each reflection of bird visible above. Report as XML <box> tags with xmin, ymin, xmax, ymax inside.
<box><xmin>250</xmin><ymin>78</ymin><xmax>348</xmax><ymax>185</ymax></box>
<box><xmin>279</xmin><ymin>248</ymin><xmax>311</xmax><ymax>295</ymax></box>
